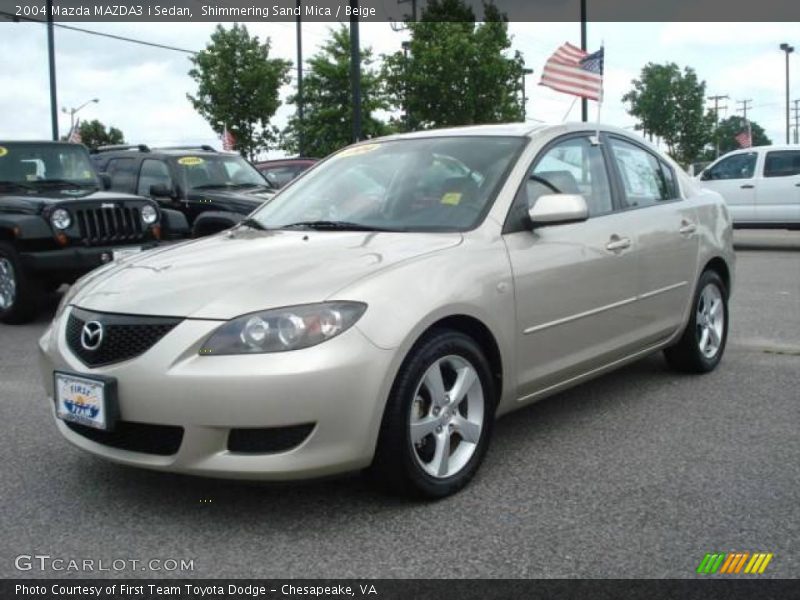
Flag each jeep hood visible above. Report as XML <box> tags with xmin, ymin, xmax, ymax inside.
<box><xmin>72</xmin><ymin>229</ymin><xmax>462</xmax><ymax>319</ymax></box>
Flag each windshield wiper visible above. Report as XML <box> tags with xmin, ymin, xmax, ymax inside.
<box><xmin>32</xmin><ymin>179</ymin><xmax>96</xmax><ymax>190</ymax></box>
<box><xmin>280</xmin><ymin>220</ymin><xmax>401</xmax><ymax>232</ymax></box>
<box><xmin>0</xmin><ymin>180</ymin><xmax>37</xmax><ymax>191</ymax></box>
<box><xmin>236</xmin><ymin>217</ymin><xmax>267</xmax><ymax>231</ymax></box>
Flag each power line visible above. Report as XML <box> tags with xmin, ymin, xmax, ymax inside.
<box><xmin>0</xmin><ymin>11</ymin><xmax>199</xmax><ymax>54</ymax></box>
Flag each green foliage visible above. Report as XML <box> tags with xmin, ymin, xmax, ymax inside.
<box><xmin>65</xmin><ymin>119</ymin><xmax>124</xmax><ymax>151</ymax></box>
<box><xmin>622</xmin><ymin>62</ymin><xmax>715</xmax><ymax>165</ymax></box>
<box><xmin>188</xmin><ymin>24</ymin><xmax>291</xmax><ymax>159</ymax></box>
<box><xmin>382</xmin><ymin>0</ymin><xmax>524</xmax><ymax>131</ymax></box>
<box><xmin>701</xmin><ymin>116</ymin><xmax>772</xmax><ymax>160</ymax></box>
<box><xmin>282</xmin><ymin>26</ymin><xmax>389</xmax><ymax>158</ymax></box>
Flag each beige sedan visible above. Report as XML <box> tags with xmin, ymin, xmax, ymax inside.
<box><xmin>38</xmin><ymin>123</ymin><xmax>735</xmax><ymax>498</ymax></box>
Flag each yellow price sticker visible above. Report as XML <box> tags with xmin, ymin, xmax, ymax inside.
<box><xmin>0</xmin><ymin>146</ymin><xmax>8</xmax><ymax>158</ymax></box>
<box><xmin>177</xmin><ymin>156</ymin><xmax>204</xmax><ymax>166</ymax></box>
<box><xmin>441</xmin><ymin>192</ymin><xmax>462</xmax><ymax>206</ymax></box>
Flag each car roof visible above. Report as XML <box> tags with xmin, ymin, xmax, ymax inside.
<box><xmin>372</xmin><ymin>121</ymin><xmax>654</xmax><ymax>143</ymax></box>
<box><xmin>0</xmin><ymin>140</ymin><xmax>84</xmax><ymax>146</ymax></box>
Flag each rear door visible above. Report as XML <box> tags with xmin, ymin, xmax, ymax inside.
<box><xmin>700</xmin><ymin>152</ymin><xmax>759</xmax><ymax>223</ymax></box>
<box><xmin>606</xmin><ymin>136</ymin><xmax>699</xmax><ymax>342</ymax></box>
<box><xmin>757</xmin><ymin>149</ymin><xmax>800</xmax><ymax>225</ymax></box>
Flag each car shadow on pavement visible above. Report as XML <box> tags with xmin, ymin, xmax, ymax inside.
<box><xmin>59</xmin><ymin>352</ymin><xmax>677</xmax><ymax>516</ymax></box>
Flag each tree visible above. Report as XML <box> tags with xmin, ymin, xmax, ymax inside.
<box><xmin>703</xmin><ymin>116</ymin><xmax>772</xmax><ymax>159</ymax></box>
<box><xmin>622</xmin><ymin>62</ymin><xmax>715</xmax><ymax>165</ymax></box>
<box><xmin>382</xmin><ymin>0</ymin><xmax>524</xmax><ymax>131</ymax></box>
<box><xmin>188</xmin><ymin>24</ymin><xmax>290</xmax><ymax>159</ymax></box>
<box><xmin>282</xmin><ymin>26</ymin><xmax>388</xmax><ymax>158</ymax></box>
<box><xmin>63</xmin><ymin>120</ymin><xmax>124</xmax><ymax>151</ymax></box>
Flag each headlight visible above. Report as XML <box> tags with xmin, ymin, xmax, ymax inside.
<box><xmin>51</xmin><ymin>208</ymin><xmax>71</xmax><ymax>230</ymax></box>
<box><xmin>141</xmin><ymin>204</ymin><xmax>158</xmax><ymax>224</ymax></box>
<box><xmin>200</xmin><ymin>302</ymin><xmax>367</xmax><ymax>355</ymax></box>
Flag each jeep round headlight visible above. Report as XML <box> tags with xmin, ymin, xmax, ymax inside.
<box><xmin>200</xmin><ymin>302</ymin><xmax>367</xmax><ymax>355</ymax></box>
<box><xmin>141</xmin><ymin>204</ymin><xmax>158</xmax><ymax>225</ymax></box>
<box><xmin>51</xmin><ymin>208</ymin><xmax>71</xmax><ymax>230</ymax></box>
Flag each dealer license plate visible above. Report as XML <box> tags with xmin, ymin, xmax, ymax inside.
<box><xmin>54</xmin><ymin>371</ymin><xmax>117</xmax><ymax>431</ymax></box>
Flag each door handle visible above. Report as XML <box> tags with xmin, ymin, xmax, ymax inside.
<box><xmin>740</xmin><ymin>184</ymin><xmax>755</xmax><ymax>189</ymax></box>
<box><xmin>605</xmin><ymin>236</ymin><xmax>632</xmax><ymax>252</ymax></box>
<box><xmin>679</xmin><ymin>220</ymin><xmax>697</xmax><ymax>235</ymax></box>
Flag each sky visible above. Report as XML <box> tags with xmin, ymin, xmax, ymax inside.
<box><xmin>1</xmin><ymin>20</ymin><xmax>798</xmax><ymax>158</ymax></box>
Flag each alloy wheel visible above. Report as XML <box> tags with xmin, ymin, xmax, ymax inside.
<box><xmin>409</xmin><ymin>355</ymin><xmax>485</xmax><ymax>479</ymax></box>
<box><xmin>696</xmin><ymin>282</ymin><xmax>724</xmax><ymax>359</ymax></box>
<box><xmin>0</xmin><ymin>257</ymin><xmax>16</xmax><ymax>310</ymax></box>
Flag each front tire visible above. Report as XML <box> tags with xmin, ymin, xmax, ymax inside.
<box><xmin>370</xmin><ymin>329</ymin><xmax>496</xmax><ymax>498</ymax></box>
<box><xmin>0</xmin><ymin>241</ymin><xmax>41</xmax><ymax>324</ymax></box>
<box><xmin>664</xmin><ymin>270</ymin><xmax>728</xmax><ymax>373</ymax></box>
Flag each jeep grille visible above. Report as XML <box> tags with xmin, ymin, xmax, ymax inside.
<box><xmin>75</xmin><ymin>206</ymin><xmax>146</xmax><ymax>246</ymax></box>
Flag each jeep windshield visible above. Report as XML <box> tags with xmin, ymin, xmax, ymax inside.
<box><xmin>174</xmin><ymin>154</ymin><xmax>269</xmax><ymax>191</ymax></box>
<box><xmin>0</xmin><ymin>142</ymin><xmax>100</xmax><ymax>194</ymax></box>
<box><xmin>248</xmin><ymin>136</ymin><xmax>526</xmax><ymax>233</ymax></box>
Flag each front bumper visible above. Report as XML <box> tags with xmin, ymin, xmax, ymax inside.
<box><xmin>38</xmin><ymin>308</ymin><xmax>396</xmax><ymax>480</ymax></box>
<box><xmin>21</xmin><ymin>242</ymin><xmax>160</xmax><ymax>275</ymax></box>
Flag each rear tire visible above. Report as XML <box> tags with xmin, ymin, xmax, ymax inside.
<box><xmin>370</xmin><ymin>329</ymin><xmax>496</xmax><ymax>499</ymax></box>
<box><xmin>0</xmin><ymin>241</ymin><xmax>41</xmax><ymax>324</ymax></box>
<box><xmin>664</xmin><ymin>270</ymin><xmax>728</xmax><ymax>373</ymax></box>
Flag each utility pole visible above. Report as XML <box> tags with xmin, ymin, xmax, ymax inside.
<box><xmin>349</xmin><ymin>0</ymin><xmax>362</xmax><ymax>143</ymax></box>
<box><xmin>792</xmin><ymin>99</ymin><xmax>800</xmax><ymax>144</ymax></box>
<box><xmin>708</xmin><ymin>94</ymin><xmax>729</xmax><ymax>158</ymax></box>
<box><xmin>779</xmin><ymin>43</ymin><xmax>794</xmax><ymax>144</ymax></box>
<box><xmin>296</xmin><ymin>0</ymin><xmax>304</xmax><ymax>156</ymax></box>
<box><xmin>580</xmin><ymin>0</ymin><xmax>587</xmax><ymax>122</ymax></box>
<box><xmin>736</xmin><ymin>98</ymin><xmax>752</xmax><ymax>122</ymax></box>
<box><xmin>46</xmin><ymin>0</ymin><xmax>58</xmax><ymax>140</ymax></box>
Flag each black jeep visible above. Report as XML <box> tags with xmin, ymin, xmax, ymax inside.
<box><xmin>0</xmin><ymin>141</ymin><xmax>185</xmax><ymax>324</ymax></box>
<box><xmin>90</xmin><ymin>145</ymin><xmax>275</xmax><ymax>238</ymax></box>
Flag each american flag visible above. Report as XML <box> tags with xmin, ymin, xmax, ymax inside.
<box><xmin>735</xmin><ymin>128</ymin><xmax>752</xmax><ymax>149</ymax></box>
<box><xmin>540</xmin><ymin>43</ymin><xmax>604</xmax><ymax>101</ymax></box>
<box><xmin>221</xmin><ymin>126</ymin><xmax>236</xmax><ymax>151</ymax></box>
<box><xmin>67</xmin><ymin>118</ymin><xmax>82</xmax><ymax>144</ymax></box>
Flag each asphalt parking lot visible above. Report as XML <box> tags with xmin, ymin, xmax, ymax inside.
<box><xmin>0</xmin><ymin>230</ymin><xmax>797</xmax><ymax>579</ymax></box>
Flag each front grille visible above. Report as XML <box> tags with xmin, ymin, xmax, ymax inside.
<box><xmin>66</xmin><ymin>307</ymin><xmax>183</xmax><ymax>368</ymax></box>
<box><xmin>228</xmin><ymin>424</ymin><xmax>315</xmax><ymax>454</ymax></box>
<box><xmin>75</xmin><ymin>206</ymin><xmax>146</xmax><ymax>246</ymax></box>
<box><xmin>65</xmin><ymin>420</ymin><xmax>184</xmax><ymax>456</ymax></box>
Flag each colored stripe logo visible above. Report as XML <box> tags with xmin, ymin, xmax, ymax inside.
<box><xmin>696</xmin><ymin>552</ymin><xmax>773</xmax><ymax>574</ymax></box>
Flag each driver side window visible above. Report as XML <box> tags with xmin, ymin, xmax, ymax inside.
<box><xmin>705</xmin><ymin>153</ymin><xmax>757</xmax><ymax>180</ymax></box>
<box><xmin>506</xmin><ymin>136</ymin><xmax>612</xmax><ymax>232</ymax></box>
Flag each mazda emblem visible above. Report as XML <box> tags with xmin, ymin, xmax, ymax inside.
<box><xmin>80</xmin><ymin>321</ymin><xmax>104</xmax><ymax>351</ymax></box>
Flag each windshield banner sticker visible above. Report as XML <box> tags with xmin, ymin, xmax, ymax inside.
<box><xmin>0</xmin><ymin>146</ymin><xmax>8</xmax><ymax>158</ymax></box>
<box><xmin>178</xmin><ymin>156</ymin><xmax>204</xmax><ymax>166</ymax></box>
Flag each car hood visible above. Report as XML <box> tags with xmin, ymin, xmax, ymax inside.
<box><xmin>72</xmin><ymin>229</ymin><xmax>463</xmax><ymax>319</ymax></box>
<box><xmin>0</xmin><ymin>189</ymin><xmax>145</xmax><ymax>213</ymax></box>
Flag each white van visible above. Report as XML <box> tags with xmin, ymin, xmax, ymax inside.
<box><xmin>697</xmin><ymin>146</ymin><xmax>800</xmax><ymax>229</ymax></box>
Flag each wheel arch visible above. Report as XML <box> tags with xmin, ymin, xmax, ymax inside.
<box><xmin>703</xmin><ymin>256</ymin><xmax>731</xmax><ymax>294</ymax></box>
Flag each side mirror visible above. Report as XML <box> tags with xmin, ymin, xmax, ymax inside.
<box><xmin>149</xmin><ymin>183</ymin><xmax>174</xmax><ymax>198</ymax></box>
<box><xmin>99</xmin><ymin>173</ymin><xmax>111</xmax><ymax>190</ymax></box>
<box><xmin>528</xmin><ymin>194</ymin><xmax>589</xmax><ymax>227</ymax></box>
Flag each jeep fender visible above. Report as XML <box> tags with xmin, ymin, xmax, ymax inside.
<box><xmin>0</xmin><ymin>215</ymin><xmax>53</xmax><ymax>240</ymax></box>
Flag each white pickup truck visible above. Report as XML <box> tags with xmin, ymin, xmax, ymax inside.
<box><xmin>697</xmin><ymin>145</ymin><xmax>800</xmax><ymax>229</ymax></box>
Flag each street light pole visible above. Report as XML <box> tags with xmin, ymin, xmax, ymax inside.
<box><xmin>62</xmin><ymin>98</ymin><xmax>99</xmax><ymax>135</ymax></box>
<box><xmin>349</xmin><ymin>0</ymin><xmax>362</xmax><ymax>143</ymax></box>
<box><xmin>779</xmin><ymin>43</ymin><xmax>794</xmax><ymax>144</ymax></box>
<box><xmin>580</xmin><ymin>0</ymin><xmax>587</xmax><ymax>122</ymax></box>
<box><xmin>521</xmin><ymin>68</ymin><xmax>533</xmax><ymax>121</ymax></box>
<box><xmin>46</xmin><ymin>0</ymin><xmax>58</xmax><ymax>140</ymax></box>
<box><xmin>296</xmin><ymin>0</ymin><xmax>304</xmax><ymax>156</ymax></box>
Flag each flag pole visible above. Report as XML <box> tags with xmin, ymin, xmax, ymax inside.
<box><xmin>562</xmin><ymin>97</ymin><xmax>578</xmax><ymax>122</ymax></box>
<box><xmin>594</xmin><ymin>43</ymin><xmax>604</xmax><ymax>144</ymax></box>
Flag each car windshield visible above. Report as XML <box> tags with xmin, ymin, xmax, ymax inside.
<box><xmin>249</xmin><ymin>136</ymin><xmax>526</xmax><ymax>232</ymax></box>
<box><xmin>0</xmin><ymin>143</ymin><xmax>99</xmax><ymax>191</ymax></box>
<box><xmin>175</xmin><ymin>154</ymin><xmax>267</xmax><ymax>190</ymax></box>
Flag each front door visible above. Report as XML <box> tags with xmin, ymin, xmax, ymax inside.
<box><xmin>700</xmin><ymin>151</ymin><xmax>759</xmax><ymax>223</ymax></box>
<box><xmin>758</xmin><ymin>149</ymin><xmax>800</xmax><ymax>225</ymax></box>
<box><xmin>503</xmin><ymin>134</ymin><xmax>640</xmax><ymax>401</ymax></box>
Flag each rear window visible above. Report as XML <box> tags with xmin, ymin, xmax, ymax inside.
<box><xmin>764</xmin><ymin>150</ymin><xmax>800</xmax><ymax>177</ymax></box>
